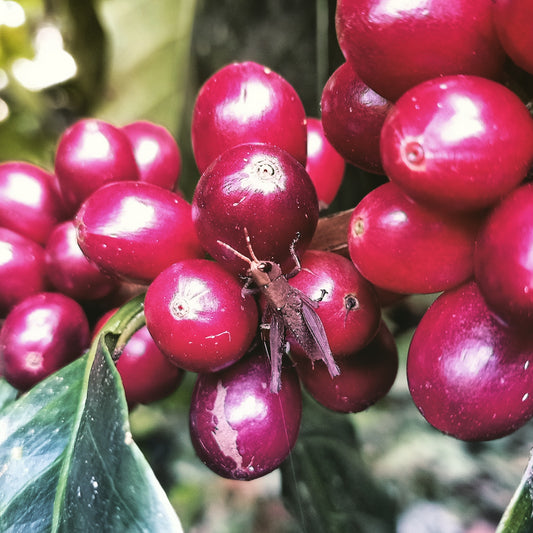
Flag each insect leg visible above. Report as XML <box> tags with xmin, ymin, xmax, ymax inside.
<box><xmin>286</xmin><ymin>232</ymin><xmax>302</xmax><ymax>279</ymax></box>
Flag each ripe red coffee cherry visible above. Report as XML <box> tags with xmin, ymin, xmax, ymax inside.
<box><xmin>144</xmin><ymin>259</ymin><xmax>259</xmax><ymax>373</ymax></box>
<box><xmin>191</xmin><ymin>61</ymin><xmax>307</xmax><ymax>173</ymax></box>
<box><xmin>122</xmin><ymin>120</ymin><xmax>181</xmax><ymax>190</ymax></box>
<box><xmin>347</xmin><ymin>182</ymin><xmax>482</xmax><ymax>294</ymax></box>
<box><xmin>287</xmin><ymin>250</ymin><xmax>381</xmax><ymax>358</ymax></box>
<box><xmin>189</xmin><ymin>349</ymin><xmax>302</xmax><ymax>480</ymax></box>
<box><xmin>75</xmin><ymin>180</ymin><xmax>203</xmax><ymax>284</ymax></box>
<box><xmin>305</xmin><ymin>117</ymin><xmax>345</xmax><ymax>209</ymax></box>
<box><xmin>55</xmin><ymin>118</ymin><xmax>139</xmax><ymax>215</ymax></box>
<box><xmin>192</xmin><ymin>143</ymin><xmax>319</xmax><ymax>277</ymax></box>
<box><xmin>493</xmin><ymin>0</ymin><xmax>533</xmax><ymax>74</ymax></box>
<box><xmin>380</xmin><ymin>75</ymin><xmax>533</xmax><ymax>211</ymax></box>
<box><xmin>0</xmin><ymin>292</ymin><xmax>90</xmax><ymax>391</ymax></box>
<box><xmin>0</xmin><ymin>227</ymin><xmax>48</xmax><ymax>318</ymax></box>
<box><xmin>45</xmin><ymin>220</ymin><xmax>117</xmax><ymax>301</ymax></box>
<box><xmin>407</xmin><ymin>281</ymin><xmax>533</xmax><ymax>441</ymax></box>
<box><xmin>336</xmin><ymin>0</ymin><xmax>505</xmax><ymax>101</ymax></box>
<box><xmin>115</xmin><ymin>325</ymin><xmax>185</xmax><ymax>406</ymax></box>
<box><xmin>0</xmin><ymin>161</ymin><xmax>66</xmax><ymax>245</ymax></box>
<box><xmin>295</xmin><ymin>321</ymin><xmax>398</xmax><ymax>413</ymax></box>
<box><xmin>320</xmin><ymin>62</ymin><xmax>392</xmax><ymax>174</ymax></box>
<box><xmin>475</xmin><ymin>183</ymin><xmax>533</xmax><ymax>328</ymax></box>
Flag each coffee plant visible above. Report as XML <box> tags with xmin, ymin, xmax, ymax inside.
<box><xmin>1</xmin><ymin>1</ymin><xmax>533</xmax><ymax>532</ymax></box>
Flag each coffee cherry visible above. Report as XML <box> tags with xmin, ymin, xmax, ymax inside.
<box><xmin>0</xmin><ymin>161</ymin><xmax>66</xmax><ymax>245</ymax></box>
<box><xmin>475</xmin><ymin>183</ymin><xmax>533</xmax><ymax>328</ymax></box>
<box><xmin>407</xmin><ymin>281</ymin><xmax>533</xmax><ymax>441</ymax></box>
<box><xmin>287</xmin><ymin>250</ymin><xmax>381</xmax><ymax>358</ymax></box>
<box><xmin>0</xmin><ymin>292</ymin><xmax>90</xmax><ymax>390</ymax></box>
<box><xmin>320</xmin><ymin>61</ymin><xmax>392</xmax><ymax>174</ymax></box>
<box><xmin>192</xmin><ymin>142</ymin><xmax>318</xmax><ymax>276</ymax></box>
<box><xmin>347</xmin><ymin>182</ymin><xmax>482</xmax><ymax>294</ymax></box>
<box><xmin>295</xmin><ymin>321</ymin><xmax>398</xmax><ymax>413</ymax></box>
<box><xmin>55</xmin><ymin>118</ymin><xmax>139</xmax><ymax>215</ymax></box>
<box><xmin>122</xmin><ymin>120</ymin><xmax>181</xmax><ymax>190</ymax></box>
<box><xmin>191</xmin><ymin>61</ymin><xmax>307</xmax><ymax>173</ymax></box>
<box><xmin>75</xmin><ymin>180</ymin><xmax>203</xmax><ymax>284</ymax></box>
<box><xmin>115</xmin><ymin>325</ymin><xmax>185</xmax><ymax>406</ymax></box>
<box><xmin>336</xmin><ymin>0</ymin><xmax>505</xmax><ymax>101</ymax></box>
<box><xmin>189</xmin><ymin>349</ymin><xmax>302</xmax><ymax>480</ymax></box>
<box><xmin>0</xmin><ymin>227</ymin><xmax>48</xmax><ymax>318</ymax></box>
<box><xmin>493</xmin><ymin>0</ymin><xmax>533</xmax><ymax>74</ymax></box>
<box><xmin>144</xmin><ymin>259</ymin><xmax>258</xmax><ymax>373</ymax></box>
<box><xmin>305</xmin><ymin>117</ymin><xmax>345</xmax><ymax>210</ymax></box>
<box><xmin>380</xmin><ymin>75</ymin><xmax>533</xmax><ymax>211</ymax></box>
<box><xmin>44</xmin><ymin>220</ymin><xmax>117</xmax><ymax>301</ymax></box>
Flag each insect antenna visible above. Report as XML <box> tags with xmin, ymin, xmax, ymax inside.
<box><xmin>216</xmin><ymin>238</ymin><xmax>253</xmax><ymax>266</ymax></box>
<box><xmin>217</xmin><ymin>227</ymin><xmax>262</xmax><ymax>267</ymax></box>
<box><xmin>242</xmin><ymin>227</ymin><xmax>261</xmax><ymax>263</ymax></box>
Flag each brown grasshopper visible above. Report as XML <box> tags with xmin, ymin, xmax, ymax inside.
<box><xmin>217</xmin><ymin>228</ymin><xmax>340</xmax><ymax>392</ymax></box>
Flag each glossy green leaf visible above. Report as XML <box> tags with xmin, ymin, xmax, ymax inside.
<box><xmin>0</xmin><ymin>294</ymin><xmax>183</xmax><ymax>532</ymax></box>
<box><xmin>281</xmin><ymin>395</ymin><xmax>397</xmax><ymax>533</ymax></box>
<box><xmin>496</xmin><ymin>452</ymin><xmax>533</xmax><ymax>533</ymax></box>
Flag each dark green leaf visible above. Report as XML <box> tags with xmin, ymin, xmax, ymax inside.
<box><xmin>281</xmin><ymin>395</ymin><xmax>397</xmax><ymax>533</ymax></box>
<box><xmin>0</xmin><ymin>294</ymin><xmax>182</xmax><ymax>532</ymax></box>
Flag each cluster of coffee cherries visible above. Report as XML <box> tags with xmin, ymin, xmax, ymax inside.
<box><xmin>0</xmin><ymin>55</ymin><xmax>395</xmax><ymax>480</ymax></box>
<box><xmin>2</xmin><ymin>0</ymin><xmax>533</xmax><ymax>482</ymax></box>
<box><xmin>334</xmin><ymin>0</ymin><xmax>533</xmax><ymax>443</ymax></box>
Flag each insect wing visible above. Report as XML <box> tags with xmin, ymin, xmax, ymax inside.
<box><xmin>268</xmin><ymin>311</ymin><xmax>286</xmax><ymax>393</ymax></box>
<box><xmin>300</xmin><ymin>296</ymin><xmax>340</xmax><ymax>379</ymax></box>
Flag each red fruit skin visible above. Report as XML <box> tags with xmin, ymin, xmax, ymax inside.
<box><xmin>320</xmin><ymin>62</ymin><xmax>392</xmax><ymax>174</ymax></box>
<box><xmin>75</xmin><ymin>181</ymin><xmax>204</xmax><ymax>284</ymax></box>
<box><xmin>287</xmin><ymin>250</ymin><xmax>381</xmax><ymax>358</ymax></box>
<box><xmin>407</xmin><ymin>281</ymin><xmax>533</xmax><ymax>441</ymax></box>
<box><xmin>295</xmin><ymin>321</ymin><xmax>398</xmax><ymax>413</ymax></box>
<box><xmin>0</xmin><ymin>228</ymin><xmax>48</xmax><ymax>318</ymax></box>
<box><xmin>55</xmin><ymin>118</ymin><xmax>140</xmax><ymax>215</ymax></box>
<box><xmin>122</xmin><ymin>120</ymin><xmax>181</xmax><ymax>190</ymax></box>
<box><xmin>0</xmin><ymin>292</ymin><xmax>90</xmax><ymax>390</ymax></box>
<box><xmin>0</xmin><ymin>161</ymin><xmax>66</xmax><ymax>245</ymax></box>
<box><xmin>92</xmin><ymin>308</ymin><xmax>117</xmax><ymax>339</ymax></box>
<box><xmin>192</xmin><ymin>143</ymin><xmax>319</xmax><ymax>276</ymax></box>
<box><xmin>475</xmin><ymin>183</ymin><xmax>533</xmax><ymax>328</ymax></box>
<box><xmin>45</xmin><ymin>220</ymin><xmax>117</xmax><ymax>301</ymax></box>
<box><xmin>381</xmin><ymin>75</ymin><xmax>533</xmax><ymax>211</ymax></box>
<box><xmin>493</xmin><ymin>0</ymin><xmax>533</xmax><ymax>74</ymax></box>
<box><xmin>189</xmin><ymin>350</ymin><xmax>302</xmax><ymax>480</ymax></box>
<box><xmin>144</xmin><ymin>259</ymin><xmax>258</xmax><ymax>373</ymax></box>
<box><xmin>115</xmin><ymin>325</ymin><xmax>185</xmax><ymax>405</ymax></box>
<box><xmin>305</xmin><ymin>117</ymin><xmax>346</xmax><ymax>209</ymax></box>
<box><xmin>347</xmin><ymin>182</ymin><xmax>482</xmax><ymax>294</ymax></box>
<box><xmin>191</xmin><ymin>61</ymin><xmax>307</xmax><ymax>173</ymax></box>
<box><xmin>336</xmin><ymin>0</ymin><xmax>505</xmax><ymax>101</ymax></box>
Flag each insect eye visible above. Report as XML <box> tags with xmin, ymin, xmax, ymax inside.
<box><xmin>259</xmin><ymin>262</ymin><xmax>272</xmax><ymax>273</ymax></box>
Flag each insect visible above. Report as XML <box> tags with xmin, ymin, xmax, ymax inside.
<box><xmin>217</xmin><ymin>228</ymin><xmax>340</xmax><ymax>393</ymax></box>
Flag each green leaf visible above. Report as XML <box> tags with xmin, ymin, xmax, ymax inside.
<box><xmin>0</xmin><ymin>379</ymin><xmax>17</xmax><ymax>411</ymax></box>
<box><xmin>281</xmin><ymin>395</ymin><xmax>397</xmax><ymax>533</ymax></box>
<box><xmin>496</xmin><ymin>452</ymin><xmax>533</xmax><ymax>533</ymax></box>
<box><xmin>95</xmin><ymin>0</ymin><xmax>198</xmax><ymax>134</ymax></box>
<box><xmin>0</xmin><ymin>294</ymin><xmax>183</xmax><ymax>532</ymax></box>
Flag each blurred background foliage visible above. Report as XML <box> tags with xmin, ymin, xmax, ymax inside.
<box><xmin>1</xmin><ymin>1</ymin><xmax>532</xmax><ymax>531</ymax></box>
